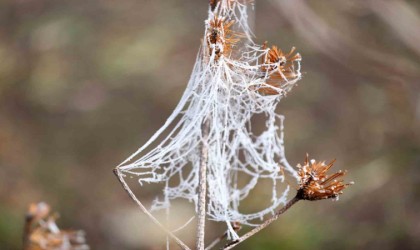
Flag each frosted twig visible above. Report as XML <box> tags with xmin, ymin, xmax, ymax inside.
<box><xmin>196</xmin><ymin>119</ymin><xmax>210</xmax><ymax>250</ymax></box>
<box><xmin>204</xmin><ymin>222</ymin><xmax>241</xmax><ymax>250</ymax></box>
<box><xmin>113</xmin><ymin>169</ymin><xmax>191</xmax><ymax>250</ymax></box>
<box><xmin>223</xmin><ymin>196</ymin><xmax>300</xmax><ymax>250</ymax></box>
<box><xmin>210</xmin><ymin>0</ymin><xmax>220</xmax><ymax>11</ymax></box>
<box><xmin>171</xmin><ymin>216</ymin><xmax>195</xmax><ymax>233</ymax></box>
<box><xmin>204</xmin><ymin>231</ymin><xmax>228</xmax><ymax>250</ymax></box>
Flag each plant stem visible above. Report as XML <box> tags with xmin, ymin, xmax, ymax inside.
<box><xmin>205</xmin><ymin>222</ymin><xmax>240</xmax><ymax>250</ymax></box>
<box><xmin>23</xmin><ymin>214</ymin><xmax>33</xmax><ymax>250</ymax></box>
<box><xmin>204</xmin><ymin>232</ymin><xmax>225</xmax><ymax>250</ymax></box>
<box><xmin>113</xmin><ymin>169</ymin><xmax>191</xmax><ymax>250</ymax></box>
<box><xmin>209</xmin><ymin>0</ymin><xmax>219</xmax><ymax>11</ymax></box>
<box><xmin>223</xmin><ymin>196</ymin><xmax>300</xmax><ymax>250</ymax></box>
<box><xmin>196</xmin><ymin>119</ymin><xmax>210</xmax><ymax>250</ymax></box>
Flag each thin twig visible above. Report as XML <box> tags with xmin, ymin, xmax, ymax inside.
<box><xmin>113</xmin><ymin>169</ymin><xmax>191</xmax><ymax>250</ymax></box>
<box><xmin>171</xmin><ymin>216</ymin><xmax>195</xmax><ymax>233</ymax></box>
<box><xmin>204</xmin><ymin>233</ymin><xmax>224</xmax><ymax>250</ymax></box>
<box><xmin>196</xmin><ymin>119</ymin><xmax>211</xmax><ymax>250</ymax></box>
<box><xmin>209</xmin><ymin>0</ymin><xmax>220</xmax><ymax>11</ymax></box>
<box><xmin>223</xmin><ymin>196</ymin><xmax>300</xmax><ymax>250</ymax></box>
<box><xmin>205</xmin><ymin>222</ymin><xmax>241</xmax><ymax>250</ymax></box>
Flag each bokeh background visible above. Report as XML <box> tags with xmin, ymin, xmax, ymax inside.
<box><xmin>1</xmin><ymin>0</ymin><xmax>419</xmax><ymax>249</ymax></box>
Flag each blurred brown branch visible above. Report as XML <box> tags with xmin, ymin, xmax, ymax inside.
<box><xmin>272</xmin><ymin>0</ymin><xmax>420</xmax><ymax>81</ymax></box>
<box><xmin>368</xmin><ymin>0</ymin><xmax>420</xmax><ymax>57</ymax></box>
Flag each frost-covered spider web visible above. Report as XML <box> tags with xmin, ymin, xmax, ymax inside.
<box><xmin>116</xmin><ymin>0</ymin><xmax>301</xmax><ymax>238</ymax></box>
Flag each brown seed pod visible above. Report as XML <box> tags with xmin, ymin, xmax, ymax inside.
<box><xmin>206</xmin><ymin>16</ymin><xmax>240</xmax><ymax>60</ymax></box>
<box><xmin>258</xmin><ymin>43</ymin><xmax>302</xmax><ymax>95</ymax></box>
<box><xmin>296</xmin><ymin>154</ymin><xmax>354</xmax><ymax>201</ymax></box>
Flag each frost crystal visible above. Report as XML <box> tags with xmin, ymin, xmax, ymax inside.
<box><xmin>116</xmin><ymin>0</ymin><xmax>302</xmax><ymax>237</ymax></box>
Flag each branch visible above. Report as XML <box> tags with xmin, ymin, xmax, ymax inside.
<box><xmin>113</xmin><ymin>169</ymin><xmax>191</xmax><ymax>250</ymax></box>
<box><xmin>196</xmin><ymin>119</ymin><xmax>211</xmax><ymax>250</ymax></box>
<box><xmin>205</xmin><ymin>222</ymin><xmax>241</xmax><ymax>250</ymax></box>
<box><xmin>223</xmin><ymin>196</ymin><xmax>300</xmax><ymax>250</ymax></box>
<box><xmin>209</xmin><ymin>0</ymin><xmax>220</xmax><ymax>11</ymax></box>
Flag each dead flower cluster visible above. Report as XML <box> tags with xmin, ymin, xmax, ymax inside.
<box><xmin>23</xmin><ymin>202</ymin><xmax>89</xmax><ymax>250</ymax></box>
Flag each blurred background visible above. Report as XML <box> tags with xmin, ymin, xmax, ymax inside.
<box><xmin>1</xmin><ymin>0</ymin><xmax>419</xmax><ymax>249</ymax></box>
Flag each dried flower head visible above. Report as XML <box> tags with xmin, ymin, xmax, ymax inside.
<box><xmin>27</xmin><ymin>202</ymin><xmax>51</xmax><ymax>222</ymax></box>
<box><xmin>25</xmin><ymin>202</ymin><xmax>89</xmax><ymax>250</ymax></box>
<box><xmin>206</xmin><ymin>16</ymin><xmax>240</xmax><ymax>60</ymax></box>
<box><xmin>296</xmin><ymin>155</ymin><xmax>353</xmax><ymax>201</ymax></box>
<box><xmin>258</xmin><ymin>44</ymin><xmax>302</xmax><ymax>95</ymax></box>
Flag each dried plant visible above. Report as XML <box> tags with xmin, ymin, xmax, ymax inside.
<box><xmin>23</xmin><ymin>202</ymin><xmax>89</xmax><ymax>250</ymax></box>
<box><xmin>206</xmin><ymin>16</ymin><xmax>239</xmax><ymax>60</ymax></box>
<box><xmin>258</xmin><ymin>44</ymin><xmax>302</xmax><ymax>95</ymax></box>
<box><xmin>296</xmin><ymin>155</ymin><xmax>354</xmax><ymax>201</ymax></box>
<box><xmin>113</xmin><ymin>1</ymin><xmax>352</xmax><ymax>249</ymax></box>
<box><xmin>224</xmin><ymin>155</ymin><xmax>353</xmax><ymax>249</ymax></box>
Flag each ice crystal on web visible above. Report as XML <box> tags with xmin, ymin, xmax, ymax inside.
<box><xmin>115</xmin><ymin>0</ymin><xmax>302</xmax><ymax>238</ymax></box>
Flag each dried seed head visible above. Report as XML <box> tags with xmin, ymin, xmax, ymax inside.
<box><xmin>26</xmin><ymin>202</ymin><xmax>50</xmax><ymax>222</ymax></box>
<box><xmin>296</xmin><ymin>154</ymin><xmax>353</xmax><ymax>201</ymax></box>
<box><xmin>258</xmin><ymin>44</ymin><xmax>302</xmax><ymax>95</ymax></box>
<box><xmin>206</xmin><ymin>16</ymin><xmax>239</xmax><ymax>60</ymax></box>
<box><xmin>26</xmin><ymin>202</ymin><xmax>89</xmax><ymax>250</ymax></box>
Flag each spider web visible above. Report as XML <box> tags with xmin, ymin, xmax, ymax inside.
<box><xmin>116</xmin><ymin>0</ymin><xmax>302</xmax><ymax>238</ymax></box>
